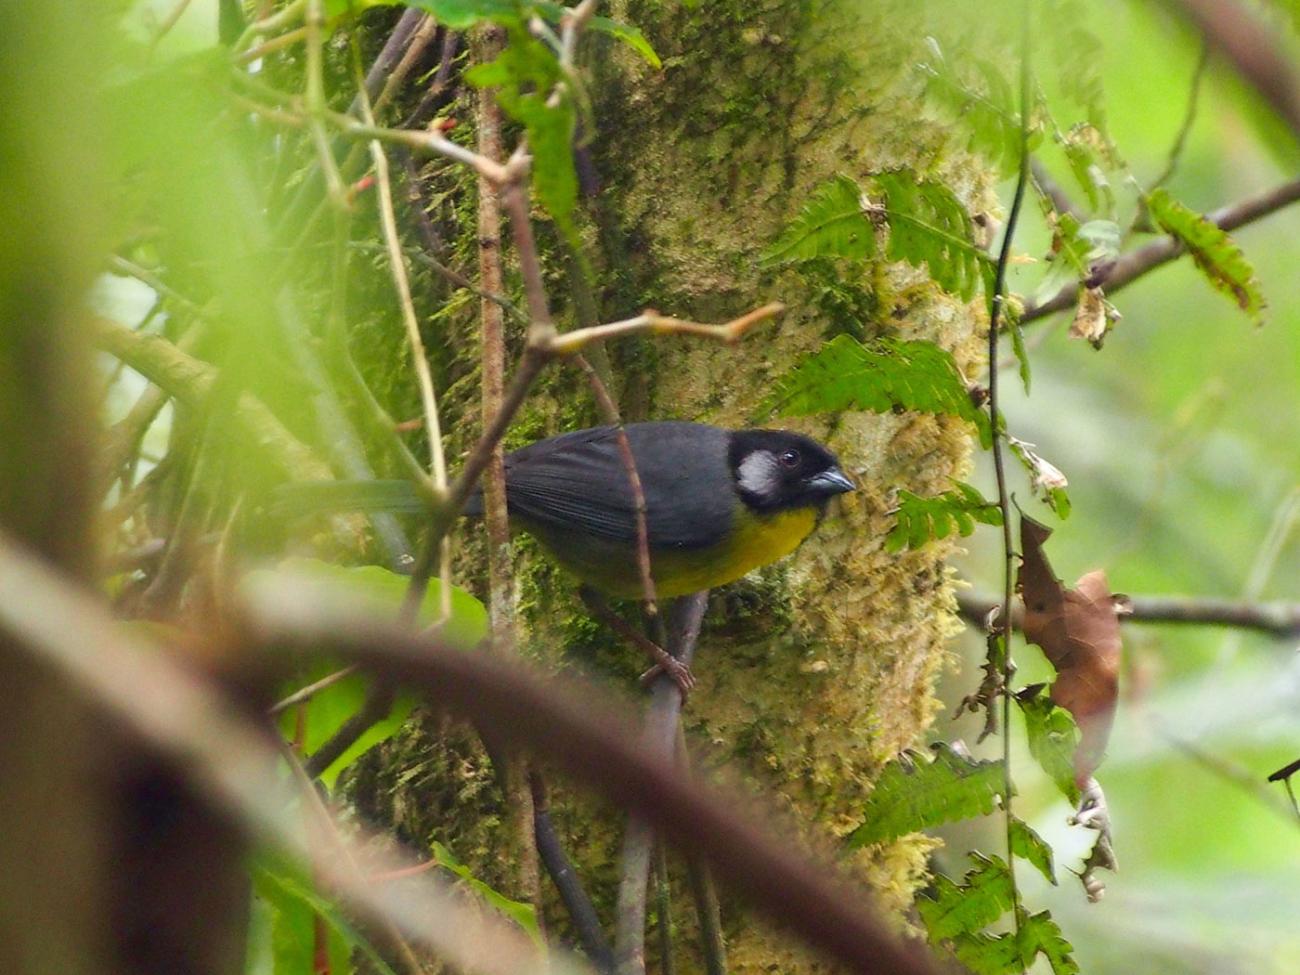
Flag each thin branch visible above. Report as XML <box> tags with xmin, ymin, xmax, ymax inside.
<box><xmin>614</xmin><ymin>594</ymin><xmax>708</xmax><ymax>975</ymax></box>
<box><xmin>1158</xmin><ymin>0</ymin><xmax>1300</xmax><ymax>140</ymax></box>
<box><xmin>1149</xmin><ymin>38</ymin><xmax>1211</xmax><ymax>192</ymax></box>
<box><xmin>303</xmin><ymin>0</ymin><xmax>346</xmax><ymax>206</ymax></box>
<box><xmin>573</xmin><ymin>356</ymin><xmax>670</xmax><ymax>658</ymax></box>
<box><xmin>957</xmin><ymin>590</ymin><xmax>1300</xmax><ymax>640</ymax></box>
<box><xmin>1021</xmin><ymin>175</ymin><xmax>1300</xmax><ymax>322</ymax></box>
<box><xmin>531</xmin><ymin>772</ymin><xmax>615</xmax><ymax>972</ymax></box>
<box><xmin>985</xmin><ymin>6</ymin><xmax>1032</xmax><ymax>962</ymax></box>
<box><xmin>269</xmin><ymin>664</ymin><xmax>360</xmax><ymax>716</ymax></box>
<box><xmin>357</xmin><ymin>55</ymin><xmax>452</xmax><ymax>623</ymax></box>
<box><xmin>473</xmin><ymin>22</ymin><xmax>544</xmax><ymax>932</ymax></box>
<box><xmin>547</xmin><ymin>304</ymin><xmax>785</xmax><ymax>356</ymax></box>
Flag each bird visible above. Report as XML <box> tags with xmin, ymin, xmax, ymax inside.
<box><xmin>466</xmin><ymin>421</ymin><xmax>855</xmax><ymax>599</ymax></box>
<box><xmin>273</xmin><ymin>421</ymin><xmax>855</xmax><ymax>599</ymax></box>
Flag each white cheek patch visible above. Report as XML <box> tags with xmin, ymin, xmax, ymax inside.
<box><xmin>737</xmin><ymin>451</ymin><xmax>780</xmax><ymax>498</ymax></box>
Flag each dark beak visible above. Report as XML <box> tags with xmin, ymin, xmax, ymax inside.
<box><xmin>805</xmin><ymin>467</ymin><xmax>855</xmax><ymax>497</ymax></box>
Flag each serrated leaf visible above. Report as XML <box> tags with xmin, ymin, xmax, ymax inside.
<box><xmin>432</xmin><ymin>842</ymin><xmax>543</xmax><ymax>948</ymax></box>
<box><xmin>920</xmin><ymin>38</ymin><xmax>1032</xmax><ymax>176</ymax></box>
<box><xmin>1016</xmin><ymin>690</ymin><xmax>1081</xmax><ymax>804</ymax></box>
<box><xmin>846</xmin><ymin>742</ymin><xmax>1006</xmax><ymax>847</ymax></box>
<box><xmin>872</xmin><ymin>171</ymin><xmax>990</xmax><ymax>301</ymax></box>
<box><xmin>251</xmin><ymin>855</ymin><xmax>400</xmax><ymax>975</ymax></box>
<box><xmin>1146</xmin><ymin>187</ymin><xmax>1265</xmax><ymax>324</ymax></box>
<box><xmin>1008</xmin><ymin>816</ymin><xmax>1057</xmax><ymax>884</ymax></box>
<box><xmin>761</xmin><ymin>175</ymin><xmax>876</xmax><ymax>265</ymax></box>
<box><xmin>762</xmin><ymin>334</ymin><xmax>992</xmax><ymax>447</ymax></box>
<box><xmin>1020</xmin><ymin>910</ymin><xmax>1080</xmax><ymax>975</ymax></box>
<box><xmin>918</xmin><ymin>854</ymin><xmax>1014</xmax><ymax>941</ymax></box>
<box><xmin>886</xmin><ymin>482</ymin><xmax>1002</xmax><ymax>552</ymax></box>
<box><xmin>950</xmin><ymin>930</ymin><xmax>1022</xmax><ymax>975</ymax></box>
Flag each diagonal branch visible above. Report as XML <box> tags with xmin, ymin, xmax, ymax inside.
<box><xmin>1021</xmin><ymin>176</ymin><xmax>1300</xmax><ymax>323</ymax></box>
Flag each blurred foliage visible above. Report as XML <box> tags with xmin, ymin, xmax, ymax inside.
<box><xmin>26</xmin><ymin>0</ymin><xmax>1300</xmax><ymax>972</ymax></box>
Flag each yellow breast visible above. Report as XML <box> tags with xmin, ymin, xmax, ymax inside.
<box><xmin>647</xmin><ymin>505</ymin><xmax>820</xmax><ymax>597</ymax></box>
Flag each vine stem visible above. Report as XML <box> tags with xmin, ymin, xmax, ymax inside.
<box><xmin>987</xmin><ymin>2</ymin><xmax>1034</xmax><ymax>960</ymax></box>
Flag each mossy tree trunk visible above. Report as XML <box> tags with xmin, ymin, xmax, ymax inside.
<box><xmin>352</xmin><ymin>2</ymin><xmax>994</xmax><ymax>971</ymax></box>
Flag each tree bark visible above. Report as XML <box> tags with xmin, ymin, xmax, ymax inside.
<box><xmin>355</xmin><ymin>3</ymin><xmax>994</xmax><ymax>970</ymax></box>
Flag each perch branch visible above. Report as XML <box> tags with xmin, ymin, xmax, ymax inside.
<box><xmin>614</xmin><ymin>594</ymin><xmax>708</xmax><ymax>975</ymax></box>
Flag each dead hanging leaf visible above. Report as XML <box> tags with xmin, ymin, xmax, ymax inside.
<box><xmin>1018</xmin><ymin>515</ymin><xmax>1122</xmax><ymax>785</ymax></box>
<box><xmin>1008</xmin><ymin>437</ymin><xmax>1071</xmax><ymax>518</ymax></box>
<box><xmin>1069</xmin><ymin>286</ymin><xmax>1121</xmax><ymax>349</ymax></box>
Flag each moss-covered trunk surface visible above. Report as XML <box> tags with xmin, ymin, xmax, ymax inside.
<box><xmin>350</xmin><ymin>2</ymin><xmax>995</xmax><ymax>971</ymax></box>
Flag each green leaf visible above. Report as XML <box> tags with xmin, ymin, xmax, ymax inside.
<box><xmin>466</xmin><ymin>25</ymin><xmax>578</xmax><ymax>238</ymax></box>
<box><xmin>920</xmin><ymin>38</ymin><xmax>1029</xmax><ymax>176</ymax></box>
<box><xmin>886</xmin><ymin>482</ymin><xmax>1002</xmax><ymax>552</ymax></box>
<box><xmin>257</xmin><ymin>558</ymin><xmax>488</xmax><ymax>787</ymax></box>
<box><xmin>846</xmin><ymin>742</ymin><xmax>1006</xmax><ymax>848</ymax></box>
<box><xmin>1016</xmin><ymin>689</ymin><xmax>1081</xmax><ymax>804</ymax></box>
<box><xmin>1146</xmin><ymin>187</ymin><xmax>1266</xmax><ymax>325</ymax></box>
<box><xmin>917</xmin><ymin>854</ymin><xmax>1014</xmax><ymax>942</ymax></box>
<box><xmin>251</xmin><ymin>855</ymin><xmax>400</xmax><ymax>975</ymax></box>
<box><xmin>431</xmin><ymin>842</ymin><xmax>544</xmax><ymax>948</ymax></box>
<box><xmin>1020</xmin><ymin>910</ymin><xmax>1080</xmax><ymax>975</ymax></box>
<box><xmin>950</xmin><ymin>930</ymin><xmax>1022</xmax><ymax>975</ymax></box>
<box><xmin>872</xmin><ymin>171</ymin><xmax>989</xmax><ymax>301</ymax></box>
<box><xmin>1008</xmin><ymin>815</ymin><xmax>1057</xmax><ymax>884</ymax></box>
<box><xmin>532</xmin><ymin>3</ymin><xmax>662</xmax><ymax>67</ymax></box>
<box><xmin>762</xmin><ymin>334</ymin><xmax>992</xmax><ymax>448</ymax></box>
<box><xmin>761</xmin><ymin>175</ymin><xmax>876</xmax><ymax>265</ymax></box>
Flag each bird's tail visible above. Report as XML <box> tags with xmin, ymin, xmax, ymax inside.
<box><xmin>268</xmin><ymin>478</ymin><xmax>483</xmax><ymax>519</ymax></box>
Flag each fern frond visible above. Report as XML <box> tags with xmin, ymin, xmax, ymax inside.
<box><xmin>873</xmin><ymin>172</ymin><xmax>990</xmax><ymax>301</ymax></box>
<box><xmin>887</xmin><ymin>482</ymin><xmax>1002</xmax><ymax>552</ymax></box>
<box><xmin>762</xmin><ymin>334</ymin><xmax>992</xmax><ymax>446</ymax></box>
<box><xmin>761</xmin><ymin>174</ymin><xmax>875</xmax><ymax>264</ymax></box>
<box><xmin>846</xmin><ymin>742</ymin><xmax>1005</xmax><ymax>848</ymax></box>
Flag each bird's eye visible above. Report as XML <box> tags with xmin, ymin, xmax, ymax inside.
<box><xmin>779</xmin><ymin>449</ymin><xmax>800</xmax><ymax>468</ymax></box>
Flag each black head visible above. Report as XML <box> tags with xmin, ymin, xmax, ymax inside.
<box><xmin>727</xmin><ymin>429</ymin><xmax>855</xmax><ymax>514</ymax></box>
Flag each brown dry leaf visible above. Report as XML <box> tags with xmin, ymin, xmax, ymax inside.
<box><xmin>1069</xmin><ymin>286</ymin><xmax>1120</xmax><ymax>349</ymax></box>
<box><xmin>1018</xmin><ymin>516</ymin><xmax>1122</xmax><ymax>785</ymax></box>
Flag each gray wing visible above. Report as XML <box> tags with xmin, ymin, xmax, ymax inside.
<box><xmin>503</xmin><ymin>422</ymin><xmax>734</xmax><ymax>550</ymax></box>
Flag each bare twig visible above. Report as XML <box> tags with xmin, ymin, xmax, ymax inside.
<box><xmin>573</xmin><ymin>356</ymin><xmax>669</xmax><ymax>654</ymax></box>
<box><xmin>1158</xmin><ymin>0</ymin><xmax>1300</xmax><ymax>140</ymax></box>
<box><xmin>1022</xmin><ymin>178</ymin><xmax>1300</xmax><ymax>323</ymax></box>
<box><xmin>982</xmin><ymin>7</ymin><xmax>1032</xmax><ymax>962</ymax></box>
<box><xmin>547</xmin><ymin>304</ymin><xmax>785</xmax><ymax>356</ymax></box>
<box><xmin>472</xmin><ymin>22</ymin><xmax>544</xmax><ymax>932</ymax></box>
<box><xmin>356</xmin><ymin>57</ymin><xmax>452</xmax><ymax>624</ymax></box>
<box><xmin>269</xmin><ymin>664</ymin><xmax>360</xmax><ymax>716</ymax></box>
<box><xmin>956</xmin><ymin>589</ymin><xmax>1300</xmax><ymax>640</ymax></box>
<box><xmin>531</xmin><ymin>772</ymin><xmax>615</xmax><ymax>972</ymax></box>
<box><xmin>1149</xmin><ymin>39</ymin><xmax>1211</xmax><ymax>193</ymax></box>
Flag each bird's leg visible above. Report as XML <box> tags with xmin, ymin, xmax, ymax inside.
<box><xmin>577</xmin><ymin>585</ymin><xmax>696</xmax><ymax>694</ymax></box>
